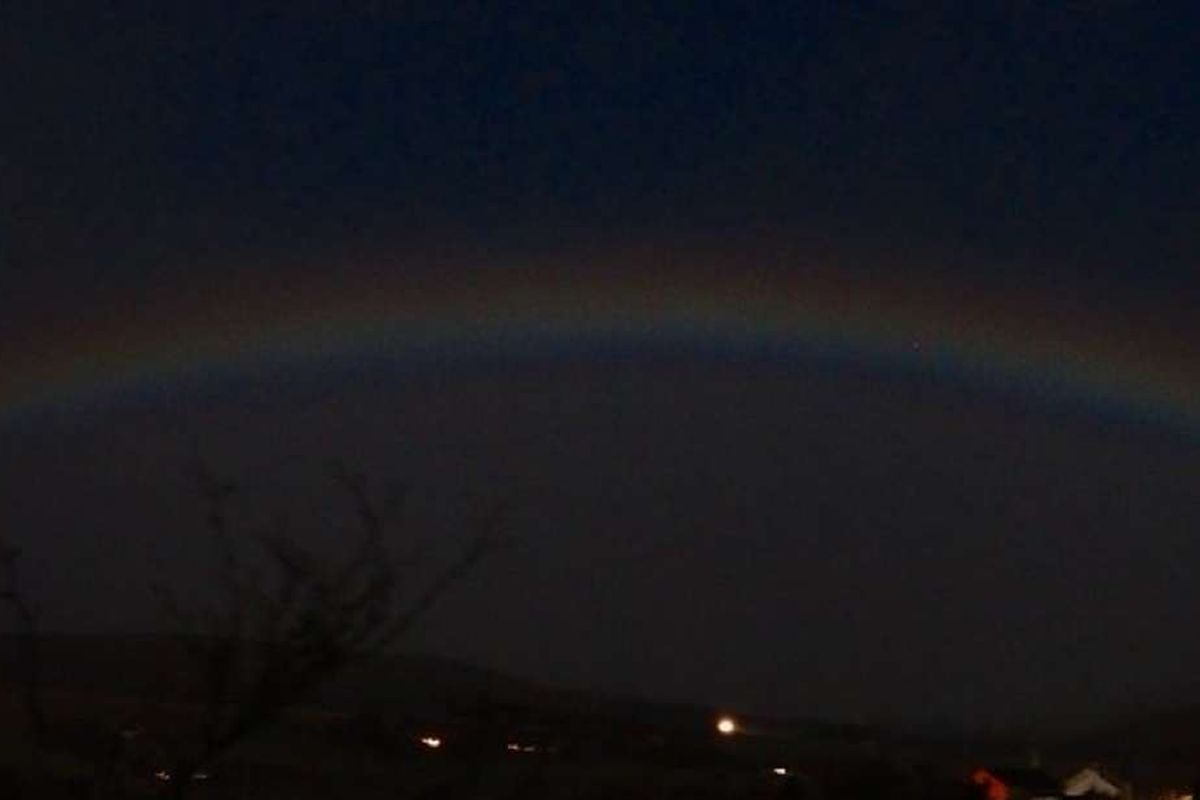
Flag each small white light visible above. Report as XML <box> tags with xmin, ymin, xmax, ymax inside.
<box><xmin>716</xmin><ymin>716</ymin><xmax>738</xmax><ymax>735</ymax></box>
<box><xmin>773</xmin><ymin>767</ymin><xmax>789</xmax><ymax>777</ymax></box>
<box><xmin>420</xmin><ymin>736</ymin><xmax>442</xmax><ymax>749</ymax></box>
<box><xmin>506</xmin><ymin>742</ymin><xmax>521</xmax><ymax>752</ymax></box>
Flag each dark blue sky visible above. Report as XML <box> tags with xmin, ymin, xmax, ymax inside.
<box><xmin>5</xmin><ymin>2</ymin><xmax>1199</xmax><ymax>290</ymax></box>
<box><xmin>3</xmin><ymin>2</ymin><xmax>1200</xmax><ymax>730</ymax></box>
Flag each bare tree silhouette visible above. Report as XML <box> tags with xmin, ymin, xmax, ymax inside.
<box><xmin>143</xmin><ymin>462</ymin><xmax>506</xmax><ymax>797</ymax></box>
<box><xmin>0</xmin><ymin>539</ymin><xmax>47</xmax><ymax>746</ymax></box>
<box><xmin>3</xmin><ymin>464</ymin><xmax>504</xmax><ymax>799</ymax></box>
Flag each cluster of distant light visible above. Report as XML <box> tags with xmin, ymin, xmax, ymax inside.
<box><xmin>415</xmin><ymin>715</ymin><xmax>794</xmax><ymax>781</ymax></box>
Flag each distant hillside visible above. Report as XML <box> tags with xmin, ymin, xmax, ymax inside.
<box><xmin>0</xmin><ymin>634</ymin><xmax>542</xmax><ymax>716</ymax></box>
<box><xmin>1053</xmin><ymin>704</ymin><xmax>1200</xmax><ymax>761</ymax></box>
<box><xmin>0</xmin><ymin>634</ymin><xmax>871</xmax><ymax>743</ymax></box>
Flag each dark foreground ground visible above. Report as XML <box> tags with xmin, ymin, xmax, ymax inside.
<box><xmin>2</xmin><ymin>636</ymin><xmax>1198</xmax><ymax>799</ymax></box>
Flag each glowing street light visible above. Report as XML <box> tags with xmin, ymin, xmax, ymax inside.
<box><xmin>419</xmin><ymin>736</ymin><xmax>442</xmax><ymax>749</ymax></box>
<box><xmin>715</xmin><ymin>716</ymin><xmax>738</xmax><ymax>736</ymax></box>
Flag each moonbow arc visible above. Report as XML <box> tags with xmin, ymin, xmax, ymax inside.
<box><xmin>1</xmin><ymin>274</ymin><xmax>1196</xmax><ymax>436</ymax></box>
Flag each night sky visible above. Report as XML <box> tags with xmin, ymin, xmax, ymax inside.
<box><xmin>3</xmin><ymin>3</ymin><xmax>1200</xmax><ymax>732</ymax></box>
